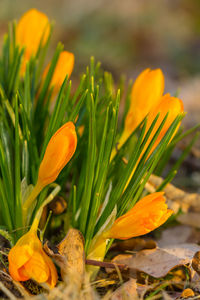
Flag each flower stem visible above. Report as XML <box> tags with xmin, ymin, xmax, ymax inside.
<box><xmin>22</xmin><ymin>181</ymin><xmax>43</xmax><ymax>226</ymax></box>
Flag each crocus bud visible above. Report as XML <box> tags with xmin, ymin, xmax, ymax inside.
<box><xmin>123</xmin><ymin>94</ymin><xmax>184</xmax><ymax>190</ymax></box>
<box><xmin>8</xmin><ymin>225</ymin><xmax>57</xmax><ymax>287</ymax></box>
<box><xmin>145</xmin><ymin>94</ymin><xmax>184</xmax><ymax>153</ymax></box>
<box><xmin>38</xmin><ymin>122</ymin><xmax>77</xmax><ymax>188</ymax></box>
<box><xmin>16</xmin><ymin>9</ymin><xmax>50</xmax><ymax>74</ymax></box>
<box><xmin>121</xmin><ymin>68</ymin><xmax>164</xmax><ymax>145</ymax></box>
<box><xmin>22</xmin><ymin>122</ymin><xmax>77</xmax><ymax>223</ymax></box>
<box><xmin>111</xmin><ymin>68</ymin><xmax>164</xmax><ymax>160</ymax></box>
<box><xmin>43</xmin><ymin>51</ymin><xmax>74</xmax><ymax>98</ymax></box>
<box><xmin>103</xmin><ymin>192</ymin><xmax>173</xmax><ymax>240</ymax></box>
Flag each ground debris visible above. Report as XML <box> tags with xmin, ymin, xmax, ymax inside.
<box><xmin>178</xmin><ymin>212</ymin><xmax>200</xmax><ymax>229</ymax></box>
<box><xmin>107</xmin><ymin>244</ymin><xmax>200</xmax><ymax>279</ymax></box>
<box><xmin>110</xmin><ymin>238</ymin><xmax>156</xmax><ymax>252</ymax></box>
<box><xmin>146</xmin><ymin>174</ymin><xmax>200</xmax><ymax>213</ymax></box>
<box><xmin>157</xmin><ymin>225</ymin><xmax>200</xmax><ymax>247</ymax></box>
<box><xmin>44</xmin><ymin>228</ymin><xmax>85</xmax><ymax>287</ymax></box>
<box><xmin>110</xmin><ymin>279</ymin><xmax>139</xmax><ymax>300</ymax></box>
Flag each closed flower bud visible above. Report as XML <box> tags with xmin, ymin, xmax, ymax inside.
<box><xmin>127</xmin><ymin>68</ymin><xmax>164</xmax><ymax>131</ymax></box>
<box><xmin>103</xmin><ymin>192</ymin><xmax>173</xmax><ymax>240</ymax></box>
<box><xmin>123</xmin><ymin>95</ymin><xmax>184</xmax><ymax>190</ymax></box>
<box><xmin>8</xmin><ymin>227</ymin><xmax>57</xmax><ymax>287</ymax></box>
<box><xmin>122</xmin><ymin>69</ymin><xmax>164</xmax><ymax>145</ymax></box>
<box><xmin>145</xmin><ymin>94</ymin><xmax>184</xmax><ymax>153</ymax></box>
<box><xmin>42</xmin><ymin>51</ymin><xmax>74</xmax><ymax>98</ymax></box>
<box><xmin>22</xmin><ymin>122</ymin><xmax>77</xmax><ymax>222</ymax></box>
<box><xmin>16</xmin><ymin>9</ymin><xmax>50</xmax><ymax>74</ymax></box>
<box><xmin>38</xmin><ymin>122</ymin><xmax>77</xmax><ymax>188</ymax></box>
<box><xmin>111</xmin><ymin>68</ymin><xmax>164</xmax><ymax>159</ymax></box>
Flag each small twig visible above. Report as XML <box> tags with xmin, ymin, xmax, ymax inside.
<box><xmin>85</xmin><ymin>259</ymin><xmax>128</xmax><ymax>270</ymax></box>
<box><xmin>0</xmin><ymin>281</ymin><xmax>16</xmax><ymax>300</ymax></box>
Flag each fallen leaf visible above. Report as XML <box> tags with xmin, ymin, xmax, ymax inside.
<box><xmin>146</xmin><ymin>174</ymin><xmax>200</xmax><ymax>213</ymax></box>
<box><xmin>57</xmin><ymin>228</ymin><xmax>85</xmax><ymax>285</ymax></box>
<box><xmin>109</xmin><ymin>244</ymin><xmax>200</xmax><ymax>278</ymax></box>
<box><xmin>177</xmin><ymin>212</ymin><xmax>200</xmax><ymax>229</ymax></box>
<box><xmin>44</xmin><ymin>228</ymin><xmax>85</xmax><ymax>287</ymax></box>
<box><xmin>192</xmin><ymin>251</ymin><xmax>200</xmax><ymax>276</ymax></box>
<box><xmin>111</xmin><ymin>279</ymin><xmax>139</xmax><ymax>300</ymax></box>
<box><xmin>157</xmin><ymin>225</ymin><xmax>197</xmax><ymax>247</ymax></box>
<box><xmin>110</xmin><ymin>238</ymin><xmax>156</xmax><ymax>252</ymax></box>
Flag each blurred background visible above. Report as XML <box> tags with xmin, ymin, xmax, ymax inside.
<box><xmin>0</xmin><ymin>0</ymin><xmax>199</xmax><ymax>189</ymax></box>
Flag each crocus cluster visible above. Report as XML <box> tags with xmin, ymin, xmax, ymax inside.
<box><xmin>8</xmin><ymin>8</ymin><xmax>184</xmax><ymax>288</ymax></box>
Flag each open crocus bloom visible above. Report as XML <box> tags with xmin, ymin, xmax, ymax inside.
<box><xmin>86</xmin><ymin>192</ymin><xmax>173</xmax><ymax>278</ymax></box>
<box><xmin>8</xmin><ymin>226</ymin><xmax>57</xmax><ymax>287</ymax></box>
<box><xmin>103</xmin><ymin>192</ymin><xmax>173</xmax><ymax>240</ymax></box>
<box><xmin>16</xmin><ymin>9</ymin><xmax>50</xmax><ymax>74</ymax></box>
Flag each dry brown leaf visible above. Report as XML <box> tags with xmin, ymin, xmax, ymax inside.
<box><xmin>110</xmin><ymin>279</ymin><xmax>139</xmax><ymax>300</ymax></box>
<box><xmin>146</xmin><ymin>174</ymin><xmax>200</xmax><ymax>213</ymax></box>
<box><xmin>109</xmin><ymin>244</ymin><xmax>200</xmax><ymax>278</ymax></box>
<box><xmin>177</xmin><ymin>212</ymin><xmax>200</xmax><ymax>229</ymax></box>
<box><xmin>57</xmin><ymin>228</ymin><xmax>85</xmax><ymax>285</ymax></box>
<box><xmin>192</xmin><ymin>251</ymin><xmax>200</xmax><ymax>277</ymax></box>
<box><xmin>110</xmin><ymin>238</ymin><xmax>156</xmax><ymax>252</ymax></box>
<box><xmin>44</xmin><ymin>228</ymin><xmax>85</xmax><ymax>287</ymax></box>
<box><xmin>157</xmin><ymin>225</ymin><xmax>198</xmax><ymax>247</ymax></box>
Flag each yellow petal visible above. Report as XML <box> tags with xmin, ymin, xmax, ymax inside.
<box><xmin>24</xmin><ymin>252</ymin><xmax>50</xmax><ymax>283</ymax></box>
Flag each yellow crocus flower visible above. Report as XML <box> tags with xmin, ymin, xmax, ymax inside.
<box><xmin>38</xmin><ymin>122</ymin><xmax>77</xmax><ymax>188</ymax></box>
<box><xmin>42</xmin><ymin>51</ymin><xmax>75</xmax><ymax>98</ymax></box>
<box><xmin>144</xmin><ymin>94</ymin><xmax>184</xmax><ymax>154</ymax></box>
<box><xmin>124</xmin><ymin>95</ymin><xmax>184</xmax><ymax>189</ymax></box>
<box><xmin>87</xmin><ymin>192</ymin><xmax>172</xmax><ymax>278</ymax></box>
<box><xmin>8</xmin><ymin>219</ymin><xmax>57</xmax><ymax>287</ymax></box>
<box><xmin>116</xmin><ymin>68</ymin><xmax>164</xmax><ymax>153</ymax></box>
<box><xmin>23</xmin><ymin>122</ymin><xmax>77</xmax><ymax>222</ymax></box>
<box><xmin>16</xmin><ymin>9</ymin><xmax>50</xmax><ymax>74</ymax></box>
<box><xmin>103</xmin><ymin>192</ymin><xmax>172</xmax><ymax>239</ymax></box>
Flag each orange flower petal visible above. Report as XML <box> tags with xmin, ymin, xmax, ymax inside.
<box><xmin>9</xmin><ymin>263</ymin><xmax>30</xmax><ymax>282</ymax></box>
<box><xmin>23</xmin><ymin>252</ymin><xmax>50</xmax><ymax>283</ymax></box>
<box><xmin>42</xmin><ymin>252</ymin><xmax>58</xmax><ymax>288</ymax></box>
<box><xmin>8</xmin><ymin>245</ymin><xmax>33</xmax><ymax>269</ymax></box>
